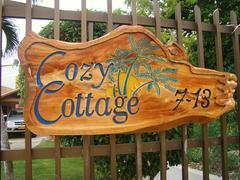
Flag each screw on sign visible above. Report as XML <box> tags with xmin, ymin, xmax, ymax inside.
<box><xmin>18</xmin><ymin>25</ymin><xmax>237</xmax><ymax>135</ymax></box>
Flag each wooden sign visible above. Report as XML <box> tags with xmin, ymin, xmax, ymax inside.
<box><xmin>18</xmin><ymin>25</ymin><xmax>237</xmax><ymax>135</ymax></box>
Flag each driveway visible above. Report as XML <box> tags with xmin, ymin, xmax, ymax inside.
<box><xmin>153</xmin><ymin>165</ymin><xmax>222</xmax><ymax>180</ymax></box>
<box><xmin>8</xmin><ymin>136</ymin><xmax>47</xmax><ymax>150</ymax></box>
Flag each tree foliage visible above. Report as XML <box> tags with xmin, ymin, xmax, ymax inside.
<box><xmin>124</xmin><ymin>0</ymin><xmax>240</xmax><ymax>71</ymax></box>
<box><xmin>39</xmin><ymin>20</ymin><xmax>107</xmax><ymax>42</ymax></box>
<box><xmin>2</xmin><ymin>18</ymin><xmax>19</xmax><ymax>56</ymax></box>
<box><xmin>16</xmin><ymin>66</ymin><xmax>26</xmax><ymax>106</ymax></box>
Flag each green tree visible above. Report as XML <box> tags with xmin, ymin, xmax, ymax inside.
<box><xmin>1</xmin><ymin>17</ymin><xmax>19</xmax><ymax>180</ymax></box>
<box><xmin>2</xmin><ymin>19</ymin><xmax>19</xmax><ymax>56</ymax></box>
<box><xmin>2</xmin><ymin>0</ymin><xmax>40</xmax><ymax>55</ymax></box>
<box><xmin>39</xmin><ymin>20</ymin><xmax>106</xmax><ymax>42</ymax></box>
<box><xmin>2</xmin><ymin>2</ymin><xmax>40</xmax><ymax>179</ymax></box>
<box><xmin>124</xmin><ymin>0</ymin><xmax>240</xmax><ymax>70</ymax></box>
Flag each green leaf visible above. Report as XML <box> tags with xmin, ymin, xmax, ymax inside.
<box><xmin>147</xmin><ymin>82</ymin><xmax>153</xmax><ymax>91</ymax></box>
<box><xmin>116</xmin><ymin>48</ymin><xmax>122</xmax><ymax>56</ymax></box>
<box><xmin>122</xmin><ymin>49</ymin><xmax>132</xmax><ymax>57</ymax></box>
<box><xmin>144</xmin><ymin>55</ymin><xmax>166</xmax><ymax>63</ymax></box>
<box><xmin>142</xmin><ymin>44</ymin><xmax>159</xmax><ymax>54</ymax></box>
<box><xmin>129</xmin><ymin>34</ymin><xmax>137</xmax><ymax>51</ymax></box>
<box><xmin>106</xmin><ymin>58</ymin><xmax>114</xmax><ymax>64</ymax></box>
<box><xmin>124</xmin><ymin>57</ymin><xmax>135</xmax><ymax>65</ymax></box>
<box><xmin>142</xmin><ymin>61</ymin><xmax>151</xmax><ymax>72</ymax></box>
<box><xmin>136</xmin><ymin>72</ymin><xmax>151</xmax><ymax>79</ymax></box>
<box><xmin>121</xmin><ymin>65</ymin><xmax>128</xmax><ymax>72</ymax></box>
<box><xmin>108</xmin><ymin>73</ymin><xmax>114</xmax><ymax>82</ymax></box>
<box><xmin>153</xmin><ymin>82</ymin><xmax>160</xmax><ymax>95</ymax></box>
<box><xmin>108</xmin><ymin>66</ymin><xmax>117</xmax><ymax>82</ymax></box>
<box><xmin>133</xmin><ymin>63</ymin><xmax>140</xmax><ymax>76</ymax></box>
<box><xmin>159</xmin><ymin>75</ymin><xmax>178</xmax><ymax>83</ymax></box>
<box><xmin>2</xmin><ymin>19</ymin><xmax>19</xmax><ymax>56</ymax></box>
<box><xmin>162</xmin><ymin>68</ymin><xmax>177</xmax><ymax>73</ymax></box>
<box><xmin>137</xmin><ymin>37</ymin><xmax>150</xmax><ymax>49</ymax></box>
<box><xmin>153</xmin><ymin>69</ymin><xmax>161</xmax><ymax>75</ymax></box>
<box><xmin>164</xmin><ymin>84</ymin><xmax>176</xmax><ymax>92</ymax></box>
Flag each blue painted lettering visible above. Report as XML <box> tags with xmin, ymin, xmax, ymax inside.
<box><xmin>95</xmin><ymin>97</ymin><xmax>112</xmax><ymax>116</ymax></box>
<box><xmin>112</xmin><ymin>96</ymin><xmax>128</xmax><ymax>124</ymax></box>
<box><xmin>34</xmin><ymin>81</ymin><xmax>64</xmax><ymax>125</ymax></box>
<box><xmin>62</xmin><ymin>98</ymin><xmax>75</xmax><ymax>117</ymax></box>
<box><xmin>127</xmin><ymin>96</ymin><xmax>139</xmax><ymax>115</ymax></box>
<box><xmin>65</xmin><ymin>63</ymin><xmax>78</xmax><ymax>81</ymax></box>
<box><xmin>80</xmin><ymin>63</ymin><xmax>93</xmax><ymax>81</ymax></box>
<box><xmin>36</xmin><ymin>51</ymin><xmax>65</xmax><ymax>89</ymax></box>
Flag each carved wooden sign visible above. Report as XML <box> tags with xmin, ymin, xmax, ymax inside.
<box><xmin>18</xmin><ymin>25</ymin><xmax>237</xmax><ymax>135</ymax></box>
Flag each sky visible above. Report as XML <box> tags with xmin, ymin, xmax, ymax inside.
<box><xmin>1</xmin><ymin>0</ymin><xmax>129</xmax><ymax>88</ymax></box>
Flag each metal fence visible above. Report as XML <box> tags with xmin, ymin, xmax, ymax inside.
<box><xmin>0</xmin><ymin>0</ymin><xmax>239</xmax><ymax>179</ymax></box>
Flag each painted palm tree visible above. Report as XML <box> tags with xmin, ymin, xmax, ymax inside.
<box><xmin>107</xmin><ymin>33</ymin><xmax>178</xmax><ymax>97</ymax></box>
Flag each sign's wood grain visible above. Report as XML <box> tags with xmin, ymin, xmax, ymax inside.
<box><xmin>18</xmin><ymin>25</ymin><xmax>237</xmax><ymax>135</ymax></box>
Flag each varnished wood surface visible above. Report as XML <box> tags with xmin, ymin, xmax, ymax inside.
<box><xmin>18</xmin><ymin>25</ymin><xmax>237</xmax><ymax>135</ymax></box>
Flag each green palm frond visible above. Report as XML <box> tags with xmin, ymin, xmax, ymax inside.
<box><xmin>153</xmin><ymin>82</ymin><xmax>160</xmax><ymax>95</ymax></box>
<box><xmin>164</xmin><ymin>83</ymin><xmax>176</xmax><ymax>92</ymax></box>
<box><xmin>129</xmin><ymin>34</ymin><xmax>137</xmax><ymax>51</ymax></box>
<box><xmin>141</xmin><ymin>44</ymin><xmax>159</xmax><ymax>54</ymax></box>
<box><xmin>2</xmin><ymin>18</ymin><xmax>19</xmax><ymax>56</ymax></box>
<box><xmin>137</xmin><ymin>37</ymin><xmax>150</xmax><ymax>49</ymax></box>
<box><xmin>162</xmin><ymin>68</ymin><xmax>177</xmax><ymax>73</ymax></box>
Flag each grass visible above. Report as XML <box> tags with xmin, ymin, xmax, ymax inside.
<box><xmin>1</xmin><ymin>140</ymin><xmax>84</xmax><ymax>180</ymax></box>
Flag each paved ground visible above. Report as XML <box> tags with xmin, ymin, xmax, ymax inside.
<box><xmin>8</xmin><ymin>136</ymin><xmax>47</xmax><ymax>150</ymax></box>
<box><xmin>150</xmin><ymin>165</ymin><xmax>222</xmax><ymax>180</ymax></box>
